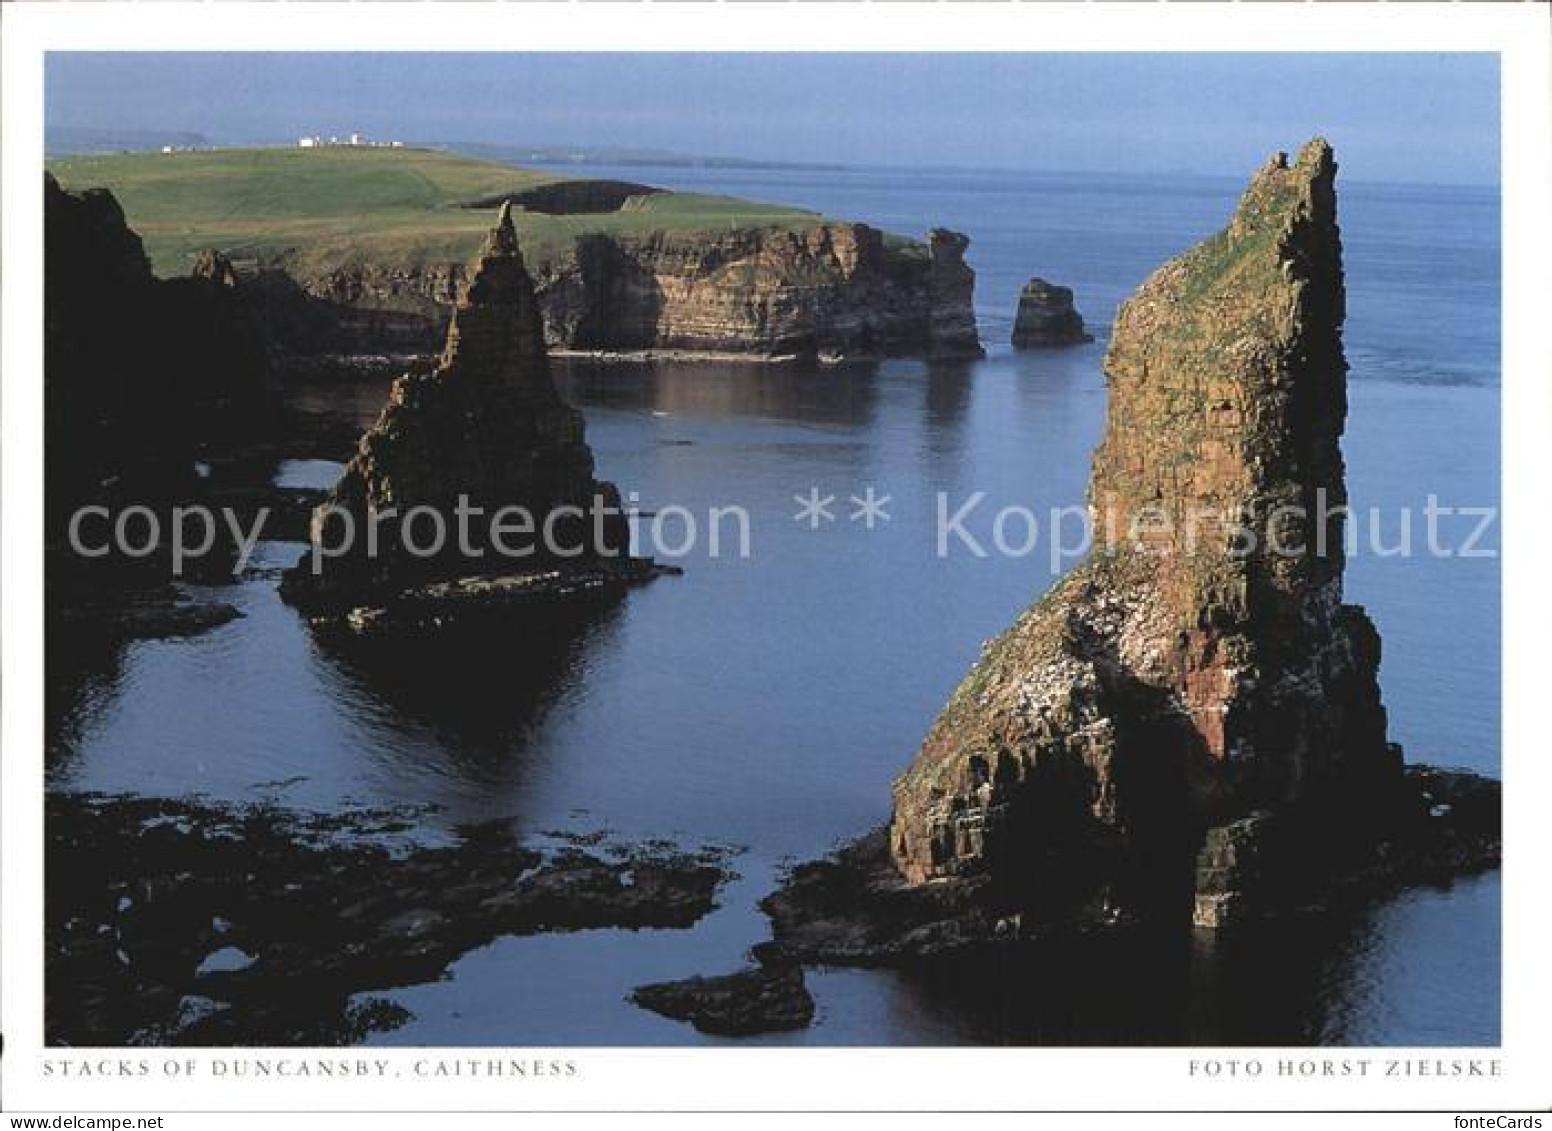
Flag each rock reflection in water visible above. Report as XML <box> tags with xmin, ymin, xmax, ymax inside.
<box><xmin>303</xmin><ymin>594</ymin><xmax>627</xmax><ymax>788</ymax></box>
<box><xmin>857</xmin><ymin>891</ymin><xmax>1489</xmax><ymax>1048</ymax></box>
<box><xmin>555</xmin><ymin>356</ymin><xmax>883</xmax><ymax>431</ymax></box>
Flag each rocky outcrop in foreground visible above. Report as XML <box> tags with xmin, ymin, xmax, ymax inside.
<box><xmin>263</xmin><ymin>221</ymin><xmax>984</xmax><ymax>362</ymax></box>
<box><xmin>749</xmin><ymin>142</ymin><xmax>1500</xmax><ymax>984</ymax></box>
<box><xmin>631</xmin><ymin>967</ymin><xmax>815</xmax><ymax>1037</ymax></box>
<box><xmin>47</xmin><ymin>793</ymin><xmax>733</xmax><ymax>1045</ymax></box>
<box><xmin>281</xmin><ymin>204</ymin><xmax>657</xmax><ymax>620</ymax></box>
<box><xmin>1011</xmin><ymin>277</ymin><xmax>1093</xmax><ymax>348</ymax></box>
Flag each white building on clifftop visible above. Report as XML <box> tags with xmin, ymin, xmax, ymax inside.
<box><xmin>297</xmin><ymin>133</ymin><xmax>402</xmax><ymax>149</ymax></box>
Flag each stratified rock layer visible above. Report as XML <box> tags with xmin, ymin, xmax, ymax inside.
<box><xmin>1011</xmin><ymin>277</ymin><xmax>1093</xmax><ymax>348</ymax></box>
<box><xmin>890</xmin><ymin>141</ymin><xmax>1401</xmax><ymax>919</ymax></box>
<box><xmin>284</xmin><ymin>204</ymin><xmax>628</xmax><ymax>608</ymax></box>
<box><xmin>551</xmin><ymin>222</ymin><xmax>983</xmax><ymax>359</ymax></box>
<box><xmin>263</xmin><ymin>221</ymin><xmax>984</xmax><ymax>361</ymax></box>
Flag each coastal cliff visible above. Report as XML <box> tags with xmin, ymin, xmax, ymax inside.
<box><xmin>47</xmin><ymin>148</ymin><xmax>984</xmax><ymax>363</ymax></box>
<box><xmin>286</xmin><ymin>221</ymin><xmax>983</xmax><ymax>362</ymax></box>
<box><xmin>46</xmin><ymin>172</ymin><xmax>286</xmax><ymax>735</ymax></box>
<box><xmin>44</xmin><ymin>173</ymin><xmax>272</xmax><ymax>551</ymax></box>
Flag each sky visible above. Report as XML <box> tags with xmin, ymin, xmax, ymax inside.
<box><xmin>46</xmin><ymin>53</ymin><xmax>1499</xmax><ymax>186</ymax></box>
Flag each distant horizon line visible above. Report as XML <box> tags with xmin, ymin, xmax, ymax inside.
<box><xmin>42</xmin><ymin>133</ymin><xmax>1501</xmax><ymax>194</ymax></box>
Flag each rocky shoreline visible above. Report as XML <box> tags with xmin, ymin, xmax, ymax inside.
<box><xmin>549</xmin><ymin>346</ymin><xmax>856</xmax><ymax>367</ymax></box>
<box><xmin>47</xmin><ymin>793</ymin><xmax>739</xmax><ymax>1046</ymax></box>
<box><xmin>291</xmin><ymin>558</ymin><xmax>680</xmax><ymax>637</ymax></box>
<box><xmin>617</xmin><ymin>763</ymin><xmax>1499</xmax><ymax>1040</ymax></box>
<box><xmin>753</xmin><ymin>765</ymin><xmax>1499</xmax><ymax>972</ymax></box>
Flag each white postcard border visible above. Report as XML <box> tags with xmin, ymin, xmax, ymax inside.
<box><xmin>4</xmin><ymin>1</ymin><xmax>1549</xmax><ymax>1114</ymax></box>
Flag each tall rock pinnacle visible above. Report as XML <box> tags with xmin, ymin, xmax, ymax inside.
<box><xmin>889</xmin><ymin>141</ymin><xmax>1398</xmax><ymax>914</ymax></box>
<box><xmin>288</xmin><ymin>205</ymin><xmax>627</xmax><ymax>604</ymax></box>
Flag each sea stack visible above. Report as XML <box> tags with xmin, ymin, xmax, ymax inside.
<box><xmin>282</xmin><ymin>203</ymin><xmax>636</xmax><ymax>617</ymax></box>
<box><xmin>1011</xmin><ymin>277</ymin><xmax>1093</xmax><ymax>348</ymax></box>
<box><xmin>889</xmin><ymin>140</ymin><xmax>1403</xmax><ymax>923</ymax></box>
<box><xmin>924</xmin><ymin>228</ymin><xmax>986</xmax><ymax>359</ymax></box>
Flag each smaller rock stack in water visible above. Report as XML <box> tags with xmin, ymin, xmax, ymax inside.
<box><xmin>1011</xmin><ymin>277</ymin><xmax>1093</xmax><ymax>348</ymax></box>
<box><xmin>890</xmin><ymin>141</ymin><xmax>1406</xmax><ymax>925</ymax></box>
<box><xmin>283</xmin><ymin>203</ymin><xmax>631</xmax><ymax>613</ymax></box>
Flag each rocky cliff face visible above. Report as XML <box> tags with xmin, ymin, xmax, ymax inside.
<box><xmin>889</xmin><ymin>141</ymin><xmax>1402</xmax><ymax>921</ymax></box>
<box><xmin>268</xmin><ymin>221</ymin><xmax>983</xmax><ymax>361</ymax></box>
<box><xmin>46</xmin><ymin>173</ymin><xmax>279</xmax><ymax>737</ymax></box>
<box><xmin>283</xmin><ymin>204</ymin><xmax>629</xmax><ymax>611</ymax></box>
<box><xmin>1011</xmin><ymin>277</ymin><xmax>1093</xmax><ymax>348</ymax></box>
<box><xmin>44</xmin><ymin>174</ymin><xmax>272</xmax><ymax>540</ymax></box>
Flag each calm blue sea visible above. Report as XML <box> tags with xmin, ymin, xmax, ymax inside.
<box><xmin>50</xmin><ymin>163</ymin><xmax>1501</xmax><ymax>1046</ymax></box>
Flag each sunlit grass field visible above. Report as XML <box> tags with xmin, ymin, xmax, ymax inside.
<box><xmin>47</xmin><ymin>146</ymin><xmax>827</xmax><ymax>275</ymax></box>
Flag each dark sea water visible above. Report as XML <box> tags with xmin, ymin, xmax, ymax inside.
<box><xmin>48</xmin><ymin>164</ymin><xmax>1501</xmax><ymax>1046</ymax></box>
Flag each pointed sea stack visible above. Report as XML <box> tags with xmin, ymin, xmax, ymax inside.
<box><xmin>756</xmin><ymin>142</ymin><xmax>1494</xmax><ymax>970</ymax></box>
<box><xmin>890</xmin><ymin>140</ymin><xmax>1407</xmax><ymax>923</ymax></box>
<box><xmin>282</xmin><ymin>204</ymin><xmax>642</xmax><ymax>619</ymax></box>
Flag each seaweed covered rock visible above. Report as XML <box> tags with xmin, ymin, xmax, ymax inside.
<box><xmin>890</xmin><ymin>141</ymin><xmax>1406</xmax><ymax>921</ymax></box>
<box><xmin>631</xmin><ymin>967</ymin><xmax>815</xmax><ymax>1036</ymax></box>
<box><xmin>47</xmin><ymin>793</ymin><xmax>734</xmax><ymax>1045</ymax></box>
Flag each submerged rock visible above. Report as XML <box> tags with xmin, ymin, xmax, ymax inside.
<box><xmin>50</xmin><ymin>585</ymin><xmax>242</xmax><ymax>645</ymax></box>
<box><xmin>281</xmin><ymin>203</ymin><xmax>647</xmax><ymax>616</ymax></box>
<box><xmin>1011</xmin><ymin>277</ymin><xmax>1093</xmax><ymax>348</ymax></box>
<box><xmin>631</xmin><ymin>966</ymin><xmax>816</xmax><ymax>1036</ymax></box>
<box><xmin>885</xmin><ymin>140</ymin><xmax>1450</xmax><ymax>928</ymax></box>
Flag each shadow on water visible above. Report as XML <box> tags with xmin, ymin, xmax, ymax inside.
<box><xmin>302</xmin><ymin>594</ymin><xmax>628</xmax><ymax>793</ymax></box>
<box><xmin>555</xmin><ymin>356</ymin><xmax>884</xmax><ymax>431</ymax></box>
<box><xmin>922</xmin><ymin>358</ymin><xmax>975</xmax><ymax>433</ymax></box>
<box><xmin>867</xmin><ymin>901</ymin><xmax>1436</xmax><ymax>1047</ymax></box>
<box><xmin>47</xmin><ymin>621</ymin><xmax>130</xmax><ymax>769</ymax></box>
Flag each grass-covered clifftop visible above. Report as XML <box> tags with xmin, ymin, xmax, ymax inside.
<box><xmin>46</xmin><ymin>146</ymin><xmax>826</xmax><ymax>276</ymax></box>
<box><xmin>47</xmin><ymin>145</ymin><xmax>980</xmax><ymax>360</ymax></box>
